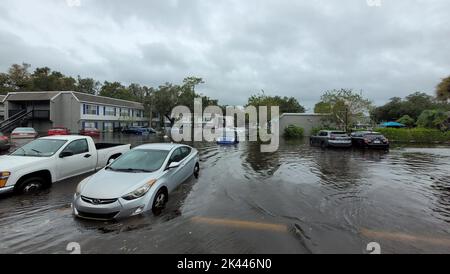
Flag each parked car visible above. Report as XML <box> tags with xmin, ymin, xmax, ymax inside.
<box><xmin>351</xmin><ymin>131</ymin><xmax>389</xmax><ymax>149</ymax></box>
<box><xmin>0</xmin><ymin>132</ymin><xmax>11</xmax><ymax>151</ymax></box>
<box><xmin>0</xmin><ymin>135</ymin><xmax>130</xmax><ymax>195</ymax></box>
<box><xmin>217</xmin><ymin>128</ymin><xmax>239</xmax><ymax>145</ymax></box>
<box><xmin>48</xmin><ymin>127</ymin><xmax>70</xmax><ymax>136</ymax></box>
<box><xmin>122</xmin><ymin>126</ymin><xmax>156</xmax><ymax>135</ymax></box>
<box><xmin>79</xmin><ymin>128</ymin><xmax>100</xmax><ymax>137</ymax></box>
<box><xmin>310</xmin><ymin>130</ymin><xmax>352</xmax><ymax>148</ymax></box>
<box><xmin>10</xmin><ymin>127</ymin><xmax>38</xmax><ymax>139</ymax></box>
<box><xmin>72</xmin><ymin>143</ymin><xmax>200</xmax><ymax>220</ymax></box>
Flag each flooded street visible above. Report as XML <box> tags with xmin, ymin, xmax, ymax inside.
<box><xmin>1</xmin><ymin>134</ymin><xmax>450</xmax><ymax>254</ymax></box>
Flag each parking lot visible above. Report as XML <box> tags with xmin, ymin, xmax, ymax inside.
<box><xmin>1</xmin><ymin>134</ymin><xmax>450</xmax><ymax>254</ymax></box>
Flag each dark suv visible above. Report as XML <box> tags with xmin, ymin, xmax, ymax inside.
<box><xmin>351</xmin><ymin>131</ymin><xmax>389</xmax><ymax>149</ymax></box>
<box><xmin>310</xmin><ymin>130</ymin><xmax>352</xmax><ymax>148</ymax></box>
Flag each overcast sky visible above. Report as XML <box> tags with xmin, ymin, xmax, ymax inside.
<box><xmin>1</xmin><ymin>0</ymin><xmax>449</xmax><ymax>110</ymax></box>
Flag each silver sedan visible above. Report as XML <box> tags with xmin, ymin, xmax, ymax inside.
<box><xmin>72</xmin><ymin>143</ymin><xmax>199</xmax><ymax>220</ymax></box>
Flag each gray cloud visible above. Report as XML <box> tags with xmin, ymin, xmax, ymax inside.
<box><xmin>1</xmin><ymin>0</ymin><xmax>449</xmax><ymax>110</ymax></box>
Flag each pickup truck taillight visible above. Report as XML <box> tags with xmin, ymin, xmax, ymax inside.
<box><xmin>0</xmin><ymin>136</ymin><xmax>8</xmax><ymax>141</ymax></box>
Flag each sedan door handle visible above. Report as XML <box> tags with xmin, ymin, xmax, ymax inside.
<box><xmin>84</xmin><ymin>154</ymin><xmax>92</xmax><ymax>158</ymax></box>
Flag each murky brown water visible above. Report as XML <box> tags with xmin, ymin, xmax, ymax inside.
<box><xmin>1</xmin><ymin>134</ymin><xmax>450</xmax><ymax>254</ymax></box>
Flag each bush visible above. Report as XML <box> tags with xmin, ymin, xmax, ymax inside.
<box><xmin>397</xmin><ymin>115</ymin><xmax>415</xmax><ymax>128</ymax></box>
<box><xmin>416</xmin><ymin>109</ymin><xmax>449</xmax><ymax>131</ymax></box>
<box><xmin>284</xmin><ymin>125</ymin><xmax>304</xmax><ymax>138</ymax></box>
<box><xmin>376</xmin><ymin>128</ymin><xmax>450</xmax><ymax>143</ymax></box>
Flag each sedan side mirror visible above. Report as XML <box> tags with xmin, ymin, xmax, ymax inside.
<box><xmin>168</xmin><ymin>161</ymin><xmax>180</xmax><ymax>169</ymax></box>
<box><xmin>60</xmin><ymin>151</ymin><xmax>74</xmax><ymax>158</ymax></box>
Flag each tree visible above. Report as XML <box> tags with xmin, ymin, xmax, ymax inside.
<box><xmin>99</xmin><ymin>81</ymin><xmax>135</xmax><ymax>100</ymax></box>
<box><xmin>397</xmin><ymin>115</ymin><xmax>415</xmax><ymax>128</ymax></box>
<box><xmin>317</xmin><ymin>89</ymin><xmax>372</xmax><ymax>132</ymax></box>
<box><xmin>437</xmin><ymin>76</ymin><xmax>450</xmax><ymax>102</ymax></box>
<box><xmin>314</xmin><ymin>101</ymin><xmax>332</xmax><ymax>113</ymax></box>
<box><xmin>416</xmin><ymin>109</ymin><xmax>449</xmax><ymax>131</ymax></box>
<box><xmin>76</xmin><ymin>76</ymin><xmax>100</xmax><ymax>95</ymax></box>
<box><xmin>246</xmin><ymin>92</ymin><xmax>305</xmax><ymax>114</ymax></box>
<box><xmin>31</xmin><ymin>67</ymin><xmax>76</xmax><ymax>91</ymax></box>
<box><xmin>371</xmin><ymin>92</ymin><xmax>449</xmax><ymax>122</ymax></box>
<box><xmin>7</xmin><ymin>63</ymin><xmax>32</xmax><ymax>91</ymax></box>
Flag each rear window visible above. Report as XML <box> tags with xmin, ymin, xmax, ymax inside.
<box><xmin>14</xmin><ymin>128</ymin><xmax>35</xmax><ymax>132</ymax></box>
<box><xmin>331</xmin><ymin>131</ymin><xmax>347</xmax><ymax>135</ymax></box>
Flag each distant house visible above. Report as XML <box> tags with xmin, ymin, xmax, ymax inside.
<box><xmin>278</xmin><ymin>113</ymin><xmax>329</xmax><ymax>136</ymax></box>
<box><xmin>0</xmin><ymin>91</ymin><xmax>149</xmax><ymax>133</ymax></box>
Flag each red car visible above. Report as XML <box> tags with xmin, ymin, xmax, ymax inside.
<box><xmin>48</xmin><ymin>127</ymin><xmax>70</xmax><ymax>136</ymax></box>
<box><xmin>79</xmin><ymin>128</ymin><xmax>100</xmax><ymax>137</ymax></box>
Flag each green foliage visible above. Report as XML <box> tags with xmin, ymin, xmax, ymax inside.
<box><xmin>376</xmin><ymin>128</ymin><xmax>450</xmax><ymax>143</ymax></box>
<box><xmin>396</xmin><ymin>115</ymin><xmax>415</xmax><ymax>128</ymax></box>
<box><xmin>246</xmin><ymin>91</ymin><xmax>305</xmax><ymax>114</ymax></box>
<box><xmin>416</xmin><ymin>109</ymin><xmax>449</xmax><ymax>131</ymax></box>
<box><xmin>371</xmin><ymin>92</ymin><xmax>450</xmax><ymax>122</ymax></box>
<box><xmin>284</xmin><ymin>125</ymin><xmax>304</xmax><ymax>138</ymax></box>
<box><xmin>437</xmin><ymin>76</ymin><xmax>450</xmax><ymax>102</ymax></box>
<box><xmin>316</xmin><ymin>89</ymin><xmax>372</xmax><ymax>131</ymax></box>
<box><xmin>314</xmin><ymin>101</ymin><xmax>331</xmax><ymax>113</ymax></box>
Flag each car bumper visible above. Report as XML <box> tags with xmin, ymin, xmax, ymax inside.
<box><xmin>328</xmin><ymin>141</ymin><xmax>352</xmax><ymax>148</ymax></box>
<box><xmin>72</xmin><ymin>194</ymin><xmax>147</xmax><ymax>220</ymax></box>
<box><xmin>0</xmin><ymin>186</ymin><xmax>14</xmax><ymax>195</ymax></box>
<box><xmin>366</xmin><ymin>143</ymin><xmax>390</xmax><ymax>149</ymax></box>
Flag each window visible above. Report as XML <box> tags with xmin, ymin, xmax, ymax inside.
<box><xmin>168</xmin><ymin>148</ymin><xmax>183</xmax><ymax>164</ymax></box>
<box><xmin>83</xmin><ymin>104</ymin><xmax>98</xmax><ymax>115</ymax></box>
<box><xmin>180</xmin><ymin>147</ymin><xmax>191</xmax><ymax>158</ymax></box>
<box><xmin>319</xmin><ymin>131</ymin><xmax>328</xmax><ymax>137</ymax></box>
<box><xmin>108</xmin><ymin>149</ymin><xmax>169</xmax><ymax>173</ymax></box>
<box><xmin>11</xmin><ymin>139</ymin><xmax>67</xmax><ymax>157</ymax></box>
<box><xmin>104</xmin><ymin>106</ymin><xmax>116</xmax><ymax>116</ymax></box>
<box><xmin>120</xmin><ymin>108</ymin><xmax>129</xmax><ymax>117</ymax></box>
<box><xmin>104</xmin><ymin>122</ymin><xmax>113</xmax><ymax>132</ymax></box>
<box><xmin>63</xmin><ymin>139</ymin><xmax>89</xmax><ymax>155</ymax></box>
<box><xmin>83</xmin><ymin>122</ymin><xmax>97</xmax><ymax>129</ymax></box>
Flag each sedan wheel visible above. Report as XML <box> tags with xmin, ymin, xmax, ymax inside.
<box><xmin>194</xmin><ymin>163</ymin><xmax>200</xmax><ymax>178</ymax></box>
<box><xmin>152</xmin><ymin>188</ymin><xmax>168</xmax><ymax>214</ymax></box>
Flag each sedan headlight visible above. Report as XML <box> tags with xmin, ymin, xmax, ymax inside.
<box><xmin>75</xmin><ymin>176</ymin><xmax>92</xmax><ymax>196</ymax></box>
<box><xmin>122</xmin><ymin>179</ymin><xmax>157</xmax><ymax>201</ymax></box>
<box><xmin>0</xmin><ymin>172</ymin><xmax>11</xmax><ymax>188</ymax></box>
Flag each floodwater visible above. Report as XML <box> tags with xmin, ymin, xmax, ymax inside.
<box><xmin>1</xmin><ymin>134</ymin><xmax>450</xmax><ymax>254</ymax></box>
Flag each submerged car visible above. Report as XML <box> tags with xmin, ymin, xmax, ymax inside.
<box><xmin>122</xmin><ymin>126</ymin><xmax>156</xmax><ymax>135</ymax></box>
<box><xmin>310</xmin><ymin>130</ymin><xmax>352</xmax><ymax>148</ymax></box>
<box><xmin>0</xmin><ymin>132</ymin><xmax>11</xmax><ymax>151</ymax></box>
<box><xmin>72</xmin><ymin>143</ymin><xmax>200</xmax><ymax>220</ymax></box>
<box><xmin>48</xmin><ymin>127</ymin><xmax>70</xmax><ymax>136</ymax></box>
<box><xmin>216</xmin><ymin>128</ymin><xmax>239</xmax><ymax>145</ymax></box>
<box><xmin>351</xmin><ymin>131</ymin><xmax>389</xmax><ymax>149</ymax></box>
<box><xmin>10</xmin><ymin>127</ymin><xmax>38</xmax><ymax>139</ymax></box>
<box><xmin>79</xmin><ymin>128</ymin><xmax>100</xmax><ymax>137</ymax></box>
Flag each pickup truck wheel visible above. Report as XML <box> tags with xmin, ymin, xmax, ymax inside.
<box><xmin>17</xmin><ymin>177</ymin><xmax>45</xmax><ymax>194</ymax></box>
<box><xmin>194</xmin><ymin>163</ymin><xmax>200</xmax><ymax>178</ymax></box>
<box><xmin>152</xmin><ymin>188</ymin><xmax>168</xmax><ymax>214</ymax></box>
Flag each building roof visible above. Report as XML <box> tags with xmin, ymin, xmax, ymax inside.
<box><xmin>2</xmin><ymin>91</ymin><xmax>144</xmax><ymax>109</ymax></box>
<box><xmin>72</xmin><ymin>92</ymin><xmax>144</xmax><ymax>109</ymax></box>
<box><xmin>5</xmin><ymin>91</ymin><xmax>61</xmax><ymax>101</ymax></box>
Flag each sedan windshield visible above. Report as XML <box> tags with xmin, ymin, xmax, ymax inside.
<box><xmin>11</xmin><ymin>139</ymin><xmax>67</xmax><ymax>157</ymax></box>
<box><xmin>107</xmin><ymin>149</ymin><xmax>169</xmax><ymax>173</ymax></box>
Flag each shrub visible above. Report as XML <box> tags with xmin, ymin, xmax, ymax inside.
<box><xmin>284</xmin><ymin>125</ymin><xmax>304</xmax><ymax>138</ymax></box>
<box><xmin>376</xmin><ymin>128</ymin><xmax>450</xmax><ymax>143</ymax></box>
<box><xmin>396</xmin><ymin>115</ymin><xmax>415</xmax><ymax>128</ymax></box>
<box><xmin>416</xmin><ymin>109</ymin><xmax>449</xmax><ymax>131</ymax></box>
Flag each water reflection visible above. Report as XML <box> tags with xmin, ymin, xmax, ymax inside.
<box><xmin>1</xmin><ymin>134</ymin><xmax>450</xmax><ymax>253</ymax></box>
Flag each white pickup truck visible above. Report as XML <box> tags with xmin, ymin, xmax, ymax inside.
<box><xmin>0</xmin><ymin>135</ymin><xmax>130</xmax><ymax>194</ymax></box>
